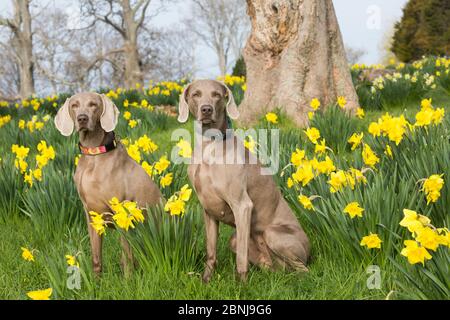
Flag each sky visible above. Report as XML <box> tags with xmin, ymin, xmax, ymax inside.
<box><xmin>0</xmin><ymin>0</ymin><xmax>409</xmax><ymax>77</ymax></box>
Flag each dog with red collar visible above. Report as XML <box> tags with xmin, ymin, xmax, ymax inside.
<box><xmin>55</xmin><ymin>92</ymin><xmax>163</xmax><ymax>276</ymax></box>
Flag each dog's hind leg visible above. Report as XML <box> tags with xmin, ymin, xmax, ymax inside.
<box><xmin>263</xmin><ymin>224</ymin><xmax>309</xmax><ymax>272</ymax></box>
<box><xmin>229</xmin><ymin>232</ymin><xmax>273</xmax><ymax>269</ymax></box>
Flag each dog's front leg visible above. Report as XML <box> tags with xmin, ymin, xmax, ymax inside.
<box><xmin>232</xmin><ymin>196</ymin><xmax>253</xmax><ymax>282</ymax></box>
<box><xmin>84</xmin><ymin>210</ymin><xmax>103</xmax><ymax>276</ymax></box>
<box><xmin>203</xmin><ymin>210</ymin><xmax>219</xmax><ymax>283</ymax></box>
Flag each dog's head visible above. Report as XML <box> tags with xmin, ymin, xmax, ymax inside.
<box><xmin>54</xmin><ymin>92</ymin><xmax>119</xmax><ymax>136</ymax></box>
<box><xmin>177</xmin><ymin>79</ymin><xmax>239</xmax><ymax>130</ymax></box>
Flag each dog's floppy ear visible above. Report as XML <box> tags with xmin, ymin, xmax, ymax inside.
<box><xmin>178</xmin><ymin>83</ymin><xmax>191</xmax><ymax>123</ymax></box>
<box><xmin>221</xmin><ymin>82</ymin><xmax>239</xmax><ymax>120</ymax></box>
<box><xmin>54</xmin><ymin>98</ymin><xmax>74</xmax><ymax>136</ymax></box>
<box><xmin>99</xmin><ymin>94</ymin><xmax>120</xmax><ymax>132</ymax></box>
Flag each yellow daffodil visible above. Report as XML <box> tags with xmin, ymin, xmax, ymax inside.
<box><xmin>89</xmin><ymin>211</ymin><xmax>106</xmax><ymax>236</ymax></box>
<box><xmin>160</xmin><ymin>173</ymin><xmax>173</xmax><ymax>188</ymax></box>
<box><xmin>177</xmin><ymin>139</ymin><xmax>192</xmax><ymax>158</ymax></box>
<box><xmin>287</xmin><ymin>177</ymin><xmax>294</xmax><ymax>188</ymax></box>
<box><xmin>385</xmin><ymin>145</ymin><xmax>393</xmax><ymax>158</ymax></box>
<box><xmin>401</xmin><ymin>240</ymin><xmax>432</xmax><ymax>265</ymax></box>
<box><xmin>244</xmin><ymin>136</ymin><xmax>256</xmax><ymax>154</ymax></box>
<box><xmin>298</xmin><ymin>195</ymin><xmax>314</xmax><ymax>211</ymax></box>
<box><xmin>12</xmin><ymin>144</ymin><xmax>30</xmax><ymax>159</ymax></box>
<box><xmin>328</xmin><ymin>170</ymin><xmax>347</xmax><ymax>193</ymax></box>
<box><xmin>362</xmin><ymin>144</ymin><xmax>379</xmax><ymax>168</ymax></box>
<box><xmin>360</xmin><ymin>233</ymin><xmax>382</xmax><ymax>249</ymax></box>
<box><xmin>310</xmin><ymin>98</ymin><xmax>320</xmax><ymax>111</ymax></box>
<box><xmin>137</xmin><ymin>135</ymin><xmax>158</xmax><ymax>153</ymax></box>
<box><xmin>27</xmin><ymin>288</ymin><xmax>52</xmax><ymax>300</ymax></box>
<box><xmin>343</xmin><ymin>202</ymin><xmax>364</xmax><ymax>219</ymax></box>
<box><xmin>420</xmin><ymin>98</ymin><xmax>432</xmax><ymax>110</ymax></box>
<box><xmin>368</xmin><ymin>122</ymin><xmax>381</xmax><ymax>137</ymax></box>
<box><xmin>127</xmin><ymin>144</ymin><xmax>141</xmax><ymax>163</ymax></box>
<box><xmin>356</xmin><ymin>107</ymin><xmax>365</xmax><ymax>119</ymax></box>
<box><xmin>65</xmin><ymin>255</ymin><xmax>79</xmax><ymax>267</ymax></box>
<box><xmin>337</xmin><ymin>96</ymin><xmax>346</xmax><ymax>108</ymax></box>
<box><xmin>314</xmin><ymin>139</ymin><xmax>327</xmax><ymax>155</ymax></box>
<box><xmin>128</xmin><ymin>119</ymin><xmax>138</xmax><ymax>128</ymax></box>
<box><xmin>348</xmin><ymin>133</ymin><xmax>363</xmax><ymax>151</ymax></box>
<box><xmin>179</xmin><ymin>184</ymin><xmax>192</xmax><ymax>202</ymax></box>
<box><xmin>21</xmin><ymin>247</ymin><xmax>35</xmax><ymax>262</ymax></box>
<box><xmin>415</xmin><ymin>227</ymin><xmax>440</xmax><ymax>251</ymax></box>
<box><xmin>24</xmin><ymin>170</ymin><xmax>33</xmax><ymax>187</ymax></box>
<box><xmin>304</xmin><ymin>127</ymin><xmax>320</xmax><ymax>144</ymax></box>
<box><xmin>399</xmin><ymin>209</ymin><xmax>431</xmax><ymax>233</ymax></box>
<box><xmin>141</xmin><ymin>161</ymin><xmax>154</xmax><ymax>177</ymax></box>
<box><xmin>164</xmin><ymin>195</ymin><xmax>186</xmax><ymax>216</ymax></box>
<box><xmin>292</xmin><ymin>162</ymin><xmax>315</xmax><ymax>186</ymax></box>
<box><xmin>154</xmin><ymin>156</ymin><xmax>170</xmax><ymax>174</ymax></box>
<box><xmin>123</xmin><ymin>111</ymin><xmax>132</xmax><ymax>120</ymax></box>
<box><xmin>422</xmin><ymin>174</ymin><xmax>444</xmax><ymax>204</ymax></box>
<box><xmin>265</xmin><ymin>112</ymin><xmax>278</xmax><ymax>124</ymax></box>
<box><xmin>291</xmin><ymin>149</ymin><xmax>306</xmax><ymax>167</ymax></box>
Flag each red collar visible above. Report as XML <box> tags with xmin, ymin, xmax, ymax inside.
<box><xmin>79</xmin><ymin>132</ymin><xmax>117</xmax><ymax>155</ymax></box>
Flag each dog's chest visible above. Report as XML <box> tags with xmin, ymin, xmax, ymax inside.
<box><xmin>74</xmin><ymin>156</ymin><xmax>116</xmax><ymax>212</ymax></box>
<box><xmin>188</xmin><ymin>164</ymin><xmax>234</xmax><ymax>225</ymax></box>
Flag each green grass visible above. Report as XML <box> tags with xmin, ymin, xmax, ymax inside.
<box><xmin>0</xmin><ymin>216</ymin><xmax>396</xmax><ymax>300</ymax></box>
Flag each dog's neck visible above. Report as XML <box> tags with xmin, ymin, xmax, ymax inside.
<box><xmin>199</xmin><ymin>116</ymin><xmax>232</xmax><ymax>140</ymax></box>
<box><xmin>79</xmin><ymin>126</ymin><xmax>109</xmax><ymax>148</ymax></box>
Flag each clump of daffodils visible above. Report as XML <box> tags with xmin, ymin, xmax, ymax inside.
<box><xmin>399</xmin><ymin>209</ymin><xmax>449</xmax><ymax>265</ymax></box>
<box><xmin>18</xmin><ymin>114</ymin><xmax>51</xmax><ymax>132</ymax></box>
<box><xmin>164</xmin><ymin>184</ymin><xmax>193</xmax><ymax>216</ymax></box>
<box><xmin>110</xmin><ymin>197</ymin><xmax>145</xmax><ymax>231</ymax></box>
<box><xmin>414</xmin><ymin>98</ymin><xmax>445</xmax><ymax>127</ymax></box>
<box><xmin>0</xmin><ymin>115</ymin><xmax>11</xmax><ymax>128</ymax></box>
<box><xmin>368</xmin><ymin>113</ymin><xmax>410</xmax><ymax>145</ymax></box>
<box><xmin>12</xmin><ymin>140</ymin><xmax>56</xmax><ymax>187</ymax></box>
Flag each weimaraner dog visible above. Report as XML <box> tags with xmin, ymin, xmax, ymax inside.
<box><xmin>178</xmin><ymin>80</ymin><xmax>310</xmax><ymax>282</ymax></box>
<box><xmin>54</xmin><ymin>92</ymin><xmax>162</xmax><ymax>276</ymax></box>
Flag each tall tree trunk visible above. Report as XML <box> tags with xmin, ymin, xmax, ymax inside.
<box><xmin>239</xmin><ymin>0</ymin><xmax>359</xmax><ymax>127</ymax></box>
<box><xmin>217</xmin><ymin>46</ymin><xmax>227</xmax><ymax>76</ymax></box>
<box><xmin>122</xmin><ymin>0</ymin><xmax>144</xmax><ymax>89</ymax></box>
<box><xmin>4</xmin><ymin>0</ymin><xmax>35</xmax><ymax>99</ymax></box>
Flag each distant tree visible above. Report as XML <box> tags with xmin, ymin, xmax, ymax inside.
<box><xmin>0</xmin><ymin>0</ymin><xmax>35</xmax><ymax>98</ymax></box>
<box><xmin>184</xmin><ymin>0</ymin><xmax>249</xmax><ymax>76</ymax></box>
<box><xmin>392</xmin><ymin>0</ymin><xmax>450</xmax><ymax>62</ymax></box>
<box><xmin>345</xmin><ymin>45</ymin><xmax>367</xmax><ymax>65</ymax></box>
<box><xmin>81</xmin><ymin>0</ymin><xmax>164</xmax><ymax>88</ymax></box>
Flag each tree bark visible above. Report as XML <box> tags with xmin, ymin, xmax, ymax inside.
<box><xmin>0</xmin><ymin>0</ymin><xmax>35</xmax><ymax>99</ymax></box>
<box><xmin>121</xmin><ymin>0</ymin><xmax>144</xmax><ymax>88</ymax></box>
<box><xmin>239</xmin><ymin>0</ymin><xmax>359</xmax><ymax>127</ymax></box>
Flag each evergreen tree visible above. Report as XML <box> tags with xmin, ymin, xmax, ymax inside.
<box><xmin>392</xmin><ymin>0</ymin><xmax>450</xmax><ymax>62</ymax></box>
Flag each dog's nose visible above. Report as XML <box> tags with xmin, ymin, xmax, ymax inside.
<box><xmin>201</xmin><ymin>105</ymin><xmax>213</xmax><ymax>116</ymax></box>
<box><xmin>77</xmin><ymin>114</ymin><xmax>89</xmax><ymax>125</ymax></box>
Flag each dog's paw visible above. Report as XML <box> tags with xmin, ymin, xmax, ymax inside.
<box><xmin>237</xmin><ymin>271</ymin><xmax>248</xmax><ymax>283</ymax></box>
<box><xmin>202</xmin><ymin>270</ymin><xmax>213</xmax><ymax>283</ymax></box>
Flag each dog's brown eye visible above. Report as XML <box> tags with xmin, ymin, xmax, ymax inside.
<box><xmin>89</xmin><ymin>103</ymin><xmax>97</xmax><ymax>108</ymax></box>
<box><xmin>192</xmin><ymin>92</ymin><xmax>201</xmax><ymax>98</ymax></box>
<box><xmin>212</xmin><ymin>92</ymin><xmax>221</xmax><ymax>98</ymax></box>
<box><xmin>71</xmin><ymin>104</ymin><xmax>78</xmax><ymax>109</ymax></box>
